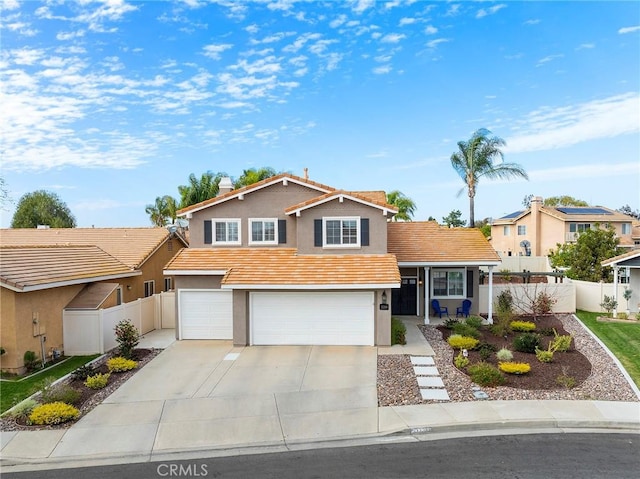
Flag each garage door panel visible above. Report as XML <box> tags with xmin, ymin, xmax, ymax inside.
<box><xmin>180</xmin><ymin>290</ymin><xmax>233</xmax><ymax>340</ymax></box>
<box><xmin>251</xmin><ymin>292</ymin><xmax>374</xmax><ymax>346</ymax></box>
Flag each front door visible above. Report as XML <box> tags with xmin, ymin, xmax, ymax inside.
<box><xmin>392</xmin><ymin>278</ymin><xmax>418</xmax><ymax>315</ymax></box>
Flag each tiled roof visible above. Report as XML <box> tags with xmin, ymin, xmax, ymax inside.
<box><xmin>0</xmin><ymin>246</ymin><xmax>137</xmax><ymax>291</ymax></box>
<box><xmin>0</xmin><ymin>227</ymin><xmax>174</xmax><ymax>268</ymax></box>
<box><xmin>601</xmin><ymin>249</ymin><xmax>640</xmax><ymax>267</ymax></box>
<box><xmin>177</xmin><ymin>173</ymin><xmax>336</xmax><ymax>215</ymax></box>
<box><xmin>354</xmin><ymin>191</ymin><xmax>388</xmax><ymax>204</ymax></box>
<box><xmin>284</xmin><ymin>190</ymin><xmax>398</xmax><ymax>215</ymax></box>
<box><xmin>387</xmin><ymin>222</ymin><xmax>501</xmax><ymax>264</ymax></box>
<box><xmin>165</xmin><ymin>248</ymin><xmax>400</xmax><ymax>286</ymax></box>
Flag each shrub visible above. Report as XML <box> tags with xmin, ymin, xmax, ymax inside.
<box><xmin>84</xmin><ymin>372</ymin><xmax>110</xmax><ymax>389</ymax></box>
<box><xmin>40</xmin><ymin>380</ymin><xmax>82</xmax><ymax>405</ymax></box>
<box><xmin>107</xmin><ymin>356</ymin><xmax>137</xmax><ymax>372</ymax></box>
<box><xmin>391</xmin><ymin>317</ymin><xmax>406</xmax><ymax>345</ymax></box>
<box><xmin>23</xmin><ymin>350</ymin><xmax>39</xmax><ymax>371</ymax></box>
<box><xmin>447</xmin><ymin>335</ymin><xmax>479</xmax><ymax>350</ymax></box>
<box><xmin>496</xmin><ymin>290</ymin><xmax>513</xmax><ymax>314</ymax></box>
<box><xmin>496</xmin><ymin>348</ymin><xmax>513</xmax><ymax>362</ymax></box>
<box><xmin>617</xmin><ymin>312</ymin><xmax>628</xmax><ymax>320</ymax></box>
<box><xmin>538</xmin><ymin>327</ymin><xmax>556</xmax><ymax>336</ymax></box>
<box><xmin>532</xmin><ymin>291</ymin><xmax>556</xmax><ymax>316</ymax></box>
<box><xmin>556</xmin><ymin>367</ymin><xmax>577</xmax><ymax>389</ymax></box>
<box><xmin>443</xmin><ymin>318</ymin><xmax>459</xmax><ymax>329</ymax></box>
<box><xmin>72</xmin><ymin>364</ymin><xmax>97</xmax><ymax>381</ymax></box>
<box><xmin>509</xmin><ymin>320</ymin><xmax>536</xmax><ymax>332</ymax></box>
<box><xmin>498</xmin><ymin>362</ymin><xmax>531</xmax><ymax>374</ymax></box>
<box><xmin>29</xmin><ymin>402</ymin><xmax>79</xmax><ymax>425</ymax></box>
<box><xmin>513</xmin><ymin>332</ymin><xmax>541</xmax><ymax>353</ymax></box>
<box><xmin>535</xmin><ymin>346</ymin><xmax>554</xmax><ymax>363</ymax></box>
<box><xmin>8</xmin><ymin>398</ymin><xmax>38</xmax><ymax>421</ymax></box>
<box><xmin>551</xmin><ymin>329</ymin><xmax>572</xmax><ymax>352</ymax></box>
<box><xmin>114</xmin><ymin>320</ymin><xmax>139</xmax><ymax>359</ymax></box>
<box><xmin>454</xmin><ymin>351</ymin><xmax>469</xmax><ymax>369</ymax></box>
<box><xmin>467</xmin><ymin>362</ymin><xmax>505</xmax><ymax>387</ymax></box>
<box><xmin>600</xmin><ymin>295</ymin><xmax>617</xmax><ymax>317</ymax></box>
<box><xmin>452</xmin><ymin>322</ymin><xmax>481</xmax><ymax>339</ymax></box>
<box><xmin>465</xmin><ymin>316</ymin><xmax>484</xmax><ymax>329</ymax></box>
<box><xmin>490</xmin><ymin>316</ymin><xmax>511</xmax><ymax>338</ymax></box>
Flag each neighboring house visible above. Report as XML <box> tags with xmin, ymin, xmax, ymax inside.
<box><xmin>491</xmin><ymin>196</ymin><xmax>636</xmax><ymax>257</ymax></box>
<box><xmin>164</xmin><ymin>173</ymin><xmax>501</xmax><ymax>347</ymax></box>
<box><xmin>0</xmin><ymin>228</ymin><xmax>187</xmax><ymax>373</ymax></box>
<box><xmin>602</xmin><ymin>249</ymin><xmax>640</xmax><ymax>316</ymax></box>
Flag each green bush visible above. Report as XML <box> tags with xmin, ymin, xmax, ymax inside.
<box><xmin>452</xmin><ymin>322</ymin><xmax>481</xmax><ymax>339</ymax></box>
<box><xmin>513</xmin><ymin>332</ymin><xmax>541</xmax><ymax>353</ymax></box>
<box><xmin>72</xmin><ymin>364</ymin><xmax>97</xmax><ymax>381</ymax></box>
<box><xmin>535</xmin><ymin>347</ymin><xmax>554</xmax><ymax>363</ymax></box>
<box><xmin>496</xmin><ymin>348</ymin><xmax>513</xmax><ymax>361</ymax></box>
<box><xmin>551</xmin><ymin>329</ymin><xmax>572</xmax><ymax>352</ymax></box>
<box><xmin>114</xmin><ymin>320</ymin><xmax>139</xmax><ymax>359</ymax></box>
<box><xmin>498</xmin><ymin>362</ymin><xmax>531</xmax><ymax>374</ymax></box>
<box><xmin>454</xmin><ymin>351</ymin><xmax>469</xmax><ymax>369</ymax></box>
<box><xmin>107</xmin><ymin>357</ymin><xmax>137</xmax><ymax>372</ymax></box>
<box><xmin>465</xmin><ymin>316</ymin><xmax>484</xmax><ymax>329</ymax></box>
<box><xmin>23</xmin><ymin>350</ymin><xmax>39</xmax><ymax>371</ymax></box>
<box><xmin>443</xmin><ymin>318</ymin><xmax>459</xmax><ymax>329</ymax></box>
<box><xmin>29</xmin><ymin>402</ymin><xmax>79</xmax><ymax>425</ymax></box>
<box><xmin>477</xmin><ymin>342</ymin><xmax>497</xmax><ymax>361</ymax></box>
<box><xmin>447</xmin><ymin>334</ymin><xmax>479</xmax><ymax>350</ymax></box>
<box><xmin>391</xmin><ymin>317</ymin><xmax>406</xmax><ymax>345</ymax></box>
<box><xmin>496</xmin><ymin>290</ymin><xmax>514</xmax><ymax>314</ymax></box>
<box><xmin>40</xmin><ymin>381</ymin><xmax>82</xmax><ymax>405</ymax></box>
<box><xmin>509</xmin><ymin>320</ymin><xmax>536</xmax><ymax>332</ymax></box>
<box><xmin>617</xmin><ymin>312</ymin><xmax>629</xmax><ymax>320</ymax></box>
<box><xmin>467</xmin><ymin>362</ymin><xmax>505</xmax><ymax>387</ymax></box>
<box><xmin>8</xmin><ymin>398</ymin><xmax>38</xmax><ymax>421</ymax></box>
<box><xmin>84</xmin><ymin>372</ymin><xmax>110</xmax><ymax>390</ymax></box>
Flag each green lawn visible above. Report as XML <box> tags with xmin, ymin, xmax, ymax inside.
<box><xmin>576</xmin><ymin>310</ymin><xmax>640</xmax><ymax>388</ymax></box>
<box><xmin>0</xmin><ymin>355</ymin><xmax>99</xmax><ymax>414</ymax></box>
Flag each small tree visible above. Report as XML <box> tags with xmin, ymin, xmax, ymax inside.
<box><xmin>11</xmin><ymin>190</ymin><xmax>76</xmax><ymax>228</ymax></box>
<box><xmin>114</xmin><ymin>320</ymin><xmax>139</xmax><ymax>359</ymax></box>
<box><xmin>623</xmin><ymin>288</ymin><xmax>633</xmax><ymax>312</ymax></box>
<box><xmin>600</xmin><ymin>295</ymin><xmax>617</xmax><ymax>317</ymax></box>
<box><xmin>442</xmin><ymin>209</ymin><xmax>466</xmax><ymax>228</ymax></box>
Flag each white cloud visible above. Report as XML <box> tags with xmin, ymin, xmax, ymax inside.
<box><xmin>1</xmin><ymin>0</ymin><xmax>20</xmax><ymax>10</ymax></box>
<box><xmin>330</xmin><ymin>14</ymin><xmax>347</xmax><ymax>28</ymax></box>
<box><xmin>528</xmin><ymin>162</ymin><xmax>639</xmax><ymax>182</ymax></box>
<box><xmin>399</xmin><ymin>17</ymin><xmax>416</xmax><ymax>26</ymax></box>
<box><xmin>202</xmin><ymin>43</ymin><xmax>233</xmax><ymax>60</ymax></box>
<box><xmin>524</xmin><ymin>19</ymin><xmax>540</xmax><ymax>25</ymax></box>
<box><xmin>56</xmin><ymin>30</ymin><xmax>85</xmax><ymax>41</ymax></box>
<box><xmin>283</xmin><ymin>32</ymin><xmax>322</xmax><ymax>53</ymax></box>
<box><xmin>446</xmin><ymin>4</ymin><xmax>461</xmax><ymax>17</ymax></box>
<box><xmin>351</xmin><ymin>0</ymin><xmax>375</xmax><ymax>14</ymax></box>
<box><xmin>505</xmin><ymin>93</ymin><xmax>640</xmax><ymax>154</ymax></box>
<box><xmin>373</xmin><ymin>65</ymin><xmax>392</xmax><ymax>75</ymax></box>
<box><xmin>245</xmin><ymin>24</ymin><xmax>259</xmax><ymax>34</ymax></box>
<box><xmin>381</xmin><ymin>33</ymin><xmax>406</xmax><ymax>43</ymax></box>
<box><xmin>476</xmin><ymin>4</ymin><xmax>506</xmax><ymax>19</ymax></box>
<box><xmin>576</xmin><ymin>43</ymin><xmax>595</xmax><ymax>50</ymax></box>
<box><xmin>424</xmin><ymin>25</ymin><xmax>438</xmax><ymax>35</ymax></box>
<box><xmin>536</xmin><ymin>54</ymin><xmax>564</xmax><ymax>67</ymax></box>
<box><xmin>618</xmin><ymin>25</ymin><xmax>640</xmax><ymax>34</ymax></box>
<box><xmin>426</xmin><ymin>38</ymin><xmax>449</xmax><ymax>49</ymax></box>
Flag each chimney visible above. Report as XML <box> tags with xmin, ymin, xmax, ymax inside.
<box><xmin>217</xmin><ymin>177</ymin><xmax>234</xmax><ymax>196</ymax></box>
<box><xmin>303</xmin><ymin>168</ymin><xmax>308</xmax><ymax>180</ymax></box>
<box><xmin>530</xmin><ymin>196</ymin><xmax>543</xmax><ymax>255</ymax></box>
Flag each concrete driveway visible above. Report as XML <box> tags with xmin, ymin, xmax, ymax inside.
<box><xmin>43</xmin><ymin>340</ymin><xmax>379</xmax><ymax>458</ymax></box>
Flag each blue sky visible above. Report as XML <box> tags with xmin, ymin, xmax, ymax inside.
<box><xmin>1</xmin><ymin>0</ymin><xmax>639</xmax><ymax>228</ymax></box>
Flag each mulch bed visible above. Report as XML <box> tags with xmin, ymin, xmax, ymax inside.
<box><xmin>438</xmin><ymin>315</ymin><xmax>591</xmax><ymax>389</ymax></box>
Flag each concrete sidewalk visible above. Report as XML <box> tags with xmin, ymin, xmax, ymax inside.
<box><xmin>1</xmin><ymin>326</ymin><xmax>639</xmax><ymax>472</ymax></box>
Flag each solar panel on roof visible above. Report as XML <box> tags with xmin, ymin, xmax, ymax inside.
<box><xmin>556</xmin><ymin>207</ymin><xmax>612</xmax><ymax>215</ymax></box>
<box><xmin>501</xmin><ymin>210</ymin><xmax>524</xmax><ymax>219</ymax></box>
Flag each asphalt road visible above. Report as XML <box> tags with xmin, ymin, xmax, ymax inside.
<box><xmin>4</xmin><ymin>433</ymin><xmax>639</xmax><ymax>479</ymax></box>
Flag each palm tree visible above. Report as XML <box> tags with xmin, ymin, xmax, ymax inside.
<box><xmin>178</xmin><ymin>172</ymin><xmax>226</xmax><ymax>209</ymax></box>
<box><xmin>234</xmin><ymin>167</ymin><xmax>278</xmax><ymax>188</ymax></box>
<box><xmin>450</xmin><ymin>128</ymin><xmax>528</xmax><ymax>227</ymax></box>
<box><xmin>386</xmin><ymin>190</ymin><xmax>416</xmax><ymax>221</ymax></box>
<box><xmin>145</xmin><ymin>195</ymin><xmax>177</xmax><ymax>227</ymax></box>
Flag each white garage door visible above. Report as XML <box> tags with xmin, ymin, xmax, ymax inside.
<box><xmin>250</xmin><ymin>292</ymin><xmax>374</xmax><ymax>346</ymax></box>
<box><xmin>179</xmin><ymin>290</ymin><xmax>233</xmax><ymax>340</ymax></box>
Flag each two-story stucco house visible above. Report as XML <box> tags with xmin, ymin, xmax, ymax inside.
<box><xmin>165</xmin><ymin>173</ymin><xmax>501</xmax><ymax>346</ymax></box>
<box><xmin>490</xmin><ymin>196</ymin><xmax>637</xmax><ymax>257</ymax></box>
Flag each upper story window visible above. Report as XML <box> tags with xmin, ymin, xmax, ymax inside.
<box><xmin>517</xmin><ymin>225</ymin><xmax>527</xmax><ymax>235</ymax></box>
<box><xmin>621</xmin><ymin>223</ymin><xmax>631</xmax><ymax>235</ymax></box>
<box><xmin>432</xmin><ymin>269</ymin><xmax>465</xmax><ymax>298</ymax></box>
<box><xmin>164</xmin><ymin>277</ymin><xmax>173</xmax><ymax>292</ymax></box>
<box><xmin>569</xmin><ymin>223</ymin><xmax>591</xmax><ymax>233</ymax></box>
<box><xmin>249</xmin><ymin>218</ymin><xmax>277</xmax><ymax>244</ymax></box>
<box><xmin>324</xmin><ymin>217</ymin><xmax>359</xmax><ymax>247</ymax></box>
<box><xmin>503</xmin><ymin>226</ymin><xmax>511</xmax><ymax>236</ymax></box>
<box><xmin>144</xmin><ymin>280</ymin><xmax>155</xmax><ymax>298</ymax></box>
<box><xmin>214</xmin><ymin>219</ymin><xmax>241</xmax><ymax>244</ymax></box>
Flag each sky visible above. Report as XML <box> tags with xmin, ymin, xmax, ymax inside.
<box><xmin>1</xmin><ymin>0</ymin><xmax>639</xmax><ymax>228</ymax></box>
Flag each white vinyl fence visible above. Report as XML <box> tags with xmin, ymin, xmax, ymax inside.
<box><xmin>63</xmin><ymin>291</ymin><xmax>175</xmax><ymax>355</ymax></box>
<box><xmin>566</xmin><ymin>279</ymin><xmax>630</xmax><ymax>313</ymax></box>
<box><xmin>478</xmin><ymin>282</ymin><xmax>576</xmax><ymax>315</ymax></box>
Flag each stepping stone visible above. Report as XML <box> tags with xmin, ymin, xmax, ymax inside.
<box><xmin>417</xmin><ymin>376</ymin><xmax>445</xmax><ymax>388</ymax></box>
<box><xmin>413</xmin><ymin>366</ymin><xmax>439</xmax><ymax>376</ymax></box>
<box><xmin>410</xmin><ymin>356</ymin><xmax>435</xmax><ymax>366</ymax></box>
<box><xmin>420</xmin><ymin>388</ymin><xmax>450</xmax><ymax>401</ymax></box>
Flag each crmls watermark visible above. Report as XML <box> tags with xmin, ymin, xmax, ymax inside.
<box><xmin>157</xmin><ymin>463</ymin><xmax>209</xmax><ymax>477</ymax></box>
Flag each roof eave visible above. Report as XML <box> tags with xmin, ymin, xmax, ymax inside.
<box><xmin>1</xmin><ymin>271</ymin><xmax>141</xmax><ymax>293</ymax></box>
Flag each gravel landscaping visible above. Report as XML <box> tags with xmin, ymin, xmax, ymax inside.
<box><xmin>378</xmin><ymin>314</ymin><xmax>639</xmax><ymax>406</ymax></box>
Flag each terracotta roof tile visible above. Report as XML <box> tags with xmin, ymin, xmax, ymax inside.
<box><xmin>284</xmin><ymin>190</ymin><xmax>397</xmax><ymax>215</ymax></box>
<box><xmin>387</xmin><ymin>222</ymin><xmax>501</xmax><ymax>264</ymax></box>
<box><xmin>165</xmin><ymin>248</ymin><xmax>400</xmax><ymax>286</ymax></box>
<box><xmin>0</xmin><ymin>245</ymin><xmax>137</xmax><ymax>291</ymax></box>
<box><xmin>0</xmin><ymin>227</ymin><xmax>173</xmax><ymax>269</ymax></box>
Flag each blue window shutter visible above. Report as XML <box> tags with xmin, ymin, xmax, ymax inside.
<box><xmin>361</xmin><ymin>218</ymin><xmax>370</xmax><ymax>246</ymax></box>
<box><xmin>204</xmin><ymin>220</ymin><xmax>212</xmax><ymax>244</ymax></box>
<box><xmin>314</xmin><ymin>219</ymin><xmax>322</xmax><ymax>247</ymax></box>
<box><xmin>278</xmin><ymin>219</ymin><xmax>287</xmax><ymax>244</ymax></box>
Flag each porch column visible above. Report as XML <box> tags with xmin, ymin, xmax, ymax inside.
<box><xmin>487</xmin><ymin>265</ymin><xmax>494</xmax><ymax>325</ymax></box>
<box><xmin>613</xmin><ymin>266</ymin><xmax>619</xmax><ymax>318</ymax></box>
<box><xmin>424</xmin><ymin>266</ymin><xmax>430</xmax><ymax>325</ymax></box>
